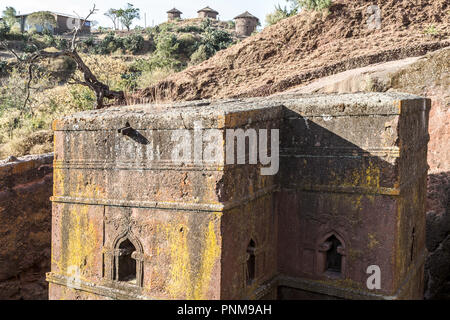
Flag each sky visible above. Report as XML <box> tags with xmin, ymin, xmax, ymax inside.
<box><xmin>0</xmin><ymin>0</ymin><xmax>286</xmax><ymax>28</ymax></box>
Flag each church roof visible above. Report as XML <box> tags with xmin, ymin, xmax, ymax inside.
<box><xmin>197</xmin><ymin>6</ymin><xmax>219</xmax><ymax>14</ymax></box>
<box><xmin>234</xmin><ymin>11</ymin><xmax>259</xmax><ymax>20</ymax></box>
<box><xmin>167</xmin><ymin>8</ymin><xmax>182</xmax><ymax>14</ymax></box>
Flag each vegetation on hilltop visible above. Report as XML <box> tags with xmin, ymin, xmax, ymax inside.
<box><xmin>266</xmin><ymin>0</ymin><xmax>333</xmax><ymax>26</ymax></box>
<box><xmin>0</xmin><ymin>8</ymin><xmax>237</xmax><ymax>158</ymax></box>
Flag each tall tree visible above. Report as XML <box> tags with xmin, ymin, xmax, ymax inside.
<box><xmin>2</xmin><ymin>6</ymin><xmax>17</xmax><ymax>28</ymax></box>
<box><xmin>117</xmin><ymin>3</ymin><xmax>140</xmax><ymax>31</ymax></box>
<box><xmin>104</xmin><ymin>8</ymin><xmax>120</xmax><ymax>30</ymax></box>
<box><xmin>27</xmin><ymin>11</ymin><xmax>56</xmax><ymax>33</ymax></box>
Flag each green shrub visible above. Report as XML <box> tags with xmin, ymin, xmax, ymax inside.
<box><xmin>158</xmin><ymin>23</ymin><xmax>176</xmax><ymax>33</ymax></box>
<box><xmin>92</xmin><ymin>32</ymin><xmax>122</xmax><ymax>54</ymax></box>
<box><xmin>0</xmin><ymin>61</ymin><xmax>7</xmax><ymax>74</ymax></box>
<box><xmin>176</xmin><ymin>33</ymin><xmax>199</xmax><ymax>57</ymax></box>
<box><xmin>155</xmin><ymin>33</ymin><xmax>179</xmax><ymax>59</ymax></box>
<box><xmin>123</xmin><ymin>34</ymin><xmax>144</xmax><ymax>54</ymax></box>
<box><xmin>69</xmin><ymin>85</ymin><xmax>95</xmax><ymax>111</ymax></box>
<box><xmin>298</xmin><ymin>0</ymin><xmax>332</xmax><ymax>11</ymax></box>
<box><xmin>91</xmin><ymin>33</ymin><xmax>144</xmax><ymax>55</ymax></box>
<box><xmin>201</xmin><ymin>27</ymin><xmax>233</xmax><ymax>58</ymax></box>
<box><xmin>190</xmin><ymin>44</ymin><xmax>208</xmax><ymax>65</ymax></box>
<box><xmin>23</xmin><ymin>43</ymin><xmax>38</xmax><ymax>53</ymax></box>
<box><xmin>177</xmin><ymin>25</ymin><xmax>203</xmax><ymax>33</ymax></box>
<box><xmin>266</xmin><ymin>5</ymin><xmax>293</xmax><ymax>26</ymax></box>
<box><xmin>83</xmin><ymin>36</ymin><xmax>95</xmax><ymax>47</ymax></box>
<box><xmin>128</xmin><ymin>33</ymin><xmax>183</xmax><ymax>77</ymax></box>
<box><xmin>42</xmin><ymin>33</ymin><xmax>56</xmax><ymax>47</ymax></box>
<box><xmin>55</xmin><ymin>37</ymin><xmax>69</xmax><ymax>50</ymax></box>
<box><xmin>0</xmin><ymin>21</ymin><xmax>10</xmax><ymax>40</ymax></box>
<box><xmin>424</xmin><ymin>25</ymin><xmax>439</xmax><ymax>35</ymax></box>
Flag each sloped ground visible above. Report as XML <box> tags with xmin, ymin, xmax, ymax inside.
<box><xmin>132</xmin><ymin>0</ymin><xmax>449</xmax><ymax>103</ymax></box>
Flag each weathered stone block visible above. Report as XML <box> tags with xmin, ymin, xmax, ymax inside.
<box><xmin>48</xmin><ymin>93</ymin><xmax>430</xmax><ymax>300</ymax></box>
<box><xmin>0</xmin><ymin>154</ymin><xmax>53</xmax><ymax>300</ymax></box>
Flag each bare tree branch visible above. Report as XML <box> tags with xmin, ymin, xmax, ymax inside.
<box><xmin>0</xmin><ymin>40</ymin><xmax>23</xmax><ymax>61</ymax></box>
<box><xmin>71</xmin><ymin>5</ymin><xmax>98</xmax><ymax>50</ymax></box>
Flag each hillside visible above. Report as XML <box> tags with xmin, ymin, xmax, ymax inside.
<box><xmin>133</xmin><ymin>0</ymin><xmax>450</xmax><ymax>103</ymax></box>
<box><xmin>0</xmin><ymin>18</ymin><xmax>237</xmax><ymax>158</ymax></box>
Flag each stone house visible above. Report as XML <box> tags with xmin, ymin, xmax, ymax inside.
<box><xmin>16</xmin><ymin>12</ymin><xmax>91</xmax><ymax>35</ymax></box>
<box><xmin>167</xmin><ymin>8</ymin><xmax>182</xmax><ymax>21</ymax></box>
<box><xmin>234</xmin><ymin>11</ymin><xmax>259</xmax><ymax>37</ymax></box>
<box><xmin>197</xmin><ymin>6</ymin><xmax>219</xmax><ymax>19</ymax></box>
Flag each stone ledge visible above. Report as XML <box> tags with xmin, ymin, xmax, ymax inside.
<box><xmin>46</xmin><ymin>273</ymin><xmax>149</xmax><ymax>300</ymax></box>
<box><xmin>51</xmin><ymin>185</ymin><xmax>277</xmax><ymax>212</ymax></box>
<box><xmin>277</xmin><ymin>248</ymin><xmax>427</xmax><ymax>300</ymax></box>
<box><xmin>0</xmin><ymin>153</ymin><xmax>53</xmax><ymax>178</ymax></box>
<box><xmin>53</xmin><ymin>93</ymin><xmax>428</xmax><ymax>131</ymax></box>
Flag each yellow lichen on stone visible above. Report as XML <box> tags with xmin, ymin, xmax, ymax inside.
<box><xmin>193</xmin><ymin>220</ymin><xmax>221</xmax><ymax>300</ymax></box>
<box><xmin>167</xmin><ymin>223</ymin><xmax>193</xmax><ymax>299</ymax></box>
<box><xmin>365</xmin><ymin>161</ymin><xmax>381</xmax><ymax>189</ymax></box>
<box><xmin>368</xmin><ymin>233</ymin><xmax>380</xmax><ymax>250</ymax></box>
<box><xmin>63</xmin><ymin>205</ymin><xmax>99</xmax><ymax>281</ymax></box>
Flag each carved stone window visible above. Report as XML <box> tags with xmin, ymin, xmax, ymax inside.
<box><xmin>246</xmin><ymin>239</ymin><xmax>256</xmax><ymax>285</ymax></box>
<box><xmin>317</xmin><ymin>233</ymin><xmax>346</xmax><ymax>278</ymax></box>
<box><xmin>116</xmin><ymin>239</ymin><xmax>137</xmax><ymax>283</ymax></box>
<box><xmin>324</xmin><ymin>235</ymin><xmax>343</xmax><ymax>273</ymax></box>
<box><xmin>107</xmin><ymin>233</ymin><xmax>144</xmax><ymax>287</ymax></box>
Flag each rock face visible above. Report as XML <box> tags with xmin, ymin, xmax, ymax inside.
<box><xmin>48</xmin><ymin>93</ymin><xmax>429</xmax><ymax>300</ymax></box>
<box><xmin>0</xmin><ymin>154</ymin><xmax>53</xmax><ymax>300</ymax></box>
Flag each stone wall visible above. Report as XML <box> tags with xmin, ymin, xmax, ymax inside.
<box><xmin>48</xmin><ymin>101</ymin><xmax>281</xmax><ymax>300</ymax></box>
<box><xmin>276</xmin><ymin>94</ymin><xmax>429</xmax><ymax>299</ymax></box>
<box><xmin>0</xmin><ymin>153</ymin><xmax>53</xmax><ymax>299</ymax></box>
<box><xmin>423</xmin><ymin>89</ymin><xmax>450</xmax><ymax>299</ymax></box>
<box><xmin>279</xmin><ymin>49</ymin><xmax>450</xmax><ymax>299</ymax></box>
<box><xmin>48</xmin><ymin>93</ymin><xmax>429</xmax><ymax>300</ymax></box>
<box><xmin>235</xmin><ymin>18</ymin><xmax>258</xmax><ymax>37</ymax></box>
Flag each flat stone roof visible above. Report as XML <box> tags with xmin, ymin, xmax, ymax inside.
<box><xmin>53</xmin><ymin>93</ymin><xmax>428</xmax><ymax>131</ymax></box>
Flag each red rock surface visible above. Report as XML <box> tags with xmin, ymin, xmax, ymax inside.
<box><xmin>0</xmin><ymin>154</ymin><xmax>53</xmax><ymax>299</ymax></box>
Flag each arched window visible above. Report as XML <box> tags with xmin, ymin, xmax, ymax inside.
<box><xmin>246</xmin><ymin>239</ymin><xmax>256</xmax><ymax>285</ymax></box>
<box><xmin>317</xmin><ymin>233</ymin><xmax>346</xmax><ymax>277</ymax></box>
<box><xmin>117</xmin><ymin>239</ymin><xmax>137</xmax><ymax>284</ymax></box>
<box><xmin>324</xmin><ymin>235</ymin><xmax>343</xmax><ymax>273</ymax></box>
<box><xmin>109</xmin><ymin>234</ymin><xmax>144</xmax><ymax>287</ymax></box>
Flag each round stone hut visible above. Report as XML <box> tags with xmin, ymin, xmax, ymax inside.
<box><xmin>167</xmin><ymin>8</ymin><xmax>182</xmax><ymax>21</ymax></box>
<box><xmin>197</xmin><ymin>6</ymin><xmax>219</xmax><ymax>19</ymax></box>
<box><xmin>234</xmin><ymin>11</ymin><xmax>259</xmax><ymax>37</ymax></box>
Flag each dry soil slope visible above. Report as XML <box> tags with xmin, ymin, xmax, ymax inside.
<box><xmin>134</xmin><ymin>0</ymin><xmax>449</xmax><ymax>103</ymax></box>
